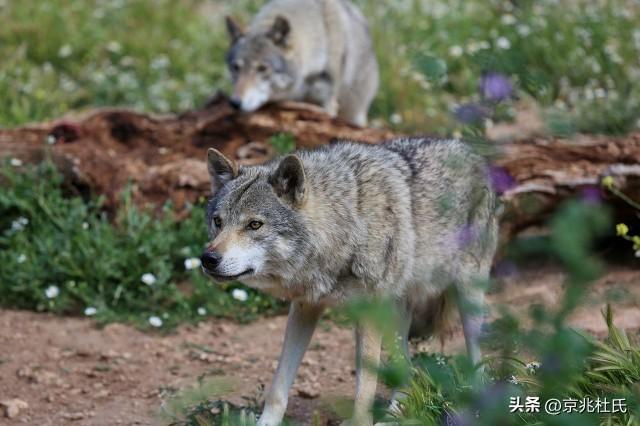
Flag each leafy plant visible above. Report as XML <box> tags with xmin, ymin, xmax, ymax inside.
<box><xmin>0</xmin><ymin>159</ymin><xmax>284</xmax><ymax>328</ymax></box>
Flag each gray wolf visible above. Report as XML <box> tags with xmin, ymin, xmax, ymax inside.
<box><xmin>224</xmin><ymin>0</ymin><xmax>379</xmax><ymax>126</ymax></box>
<box><xmin>201</xmin><ymin>138</ymin><xmax>498</xmax><ymax>425</ymax></box>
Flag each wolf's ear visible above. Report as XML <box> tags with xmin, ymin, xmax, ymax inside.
<box><xmin>267</xmin><ymin>16</ymin><xmax>290</xmax><ymax>47</ymax></box>
<box><xmin>207</xmin><ymin>148</ymin><xmax>238</xmax><ymax>194</ymax></box>
<box><xmin>269</xmin><ymin>154</ymin><xmax>306</xmax><ymax>206</ymax></box>
<box><xmin>225</xmin><ymin>16</ymin><xmax>244</xmax><ymax>42</ymax></box>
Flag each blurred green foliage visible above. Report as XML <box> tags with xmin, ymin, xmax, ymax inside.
<box><xmin>1</xmin><ymin>0</ymin><xmax>639</xmax><ymax>134</ymax></box>
<box><xmin>267</xmin><ymin>133</ymin><xmax>296</xmax><ymax>155</ymax></box>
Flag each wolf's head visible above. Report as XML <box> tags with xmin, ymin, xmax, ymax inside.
<box><xmin>224</xmin><ymin>16</ymin><xmax>296</xmax><ymax>112</ymax></box>
<box><xmin>200</xmin><ymin>148</ymin><xmax>309</xmax><ymax>286</ymax></box>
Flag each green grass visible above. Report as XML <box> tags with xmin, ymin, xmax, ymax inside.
<box><xmin>392</xmin><ymin>306</ymin><xmax>640</xmax><ymax>426</ymax></box>
<box><xmin>0</xmin><ymin>159</ymin><xmax>284</xmax><ymax>328</ymax></box>
<box><xmin>1</xmin><ymin>0</ymin><xmax>639</xmax><ymax>134</ymax></box>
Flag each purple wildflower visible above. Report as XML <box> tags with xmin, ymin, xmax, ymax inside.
<box><xmin>489</xmin><ymin>166</ymin><xmax>517</xmax><ymax>195</ymax></box>
<box><xmin>453</xmin><ymin>103</ymin><xmax>487</xmax><ymax>124</ymax></box>
<box><xmin>441</xmin><ymin>409</ymin><xmax>473</xmax><ymax>426</ymax></box>
<box><xmin>479</xmin><ymin>72</ymin><xmax>513</xmax><ymax>102</ymax></box>
<box><xmin>579</xmin><ymin>185</ymin><xmax>602</xmax><ymax>204</ymax></box>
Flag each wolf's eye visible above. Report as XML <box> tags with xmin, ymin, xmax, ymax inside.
<box><xmin>256</xmin><ymin>63</ymin><xmax>268</xmax><ymax>73</ymax></box>
<box><xmin>247</xmin><ymin>220</ymin><xmax>263</xmax><ymax>230</ymax></box>
<box><xmin>213</xmin><ymin>216</ymin><xmax>222</xmax><ymax>227</ymax></box>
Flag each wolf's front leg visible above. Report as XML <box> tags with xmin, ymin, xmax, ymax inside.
<box><xmin>349</xmin><ymin>321</ymin><xmax>382</xmax><ymax>426</ymax></box>
<box><xmin>257</xmin><ymin>302</ymin><xmax>323</xmax><ymax>426</ymax></box>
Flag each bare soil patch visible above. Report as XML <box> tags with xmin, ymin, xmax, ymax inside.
<box><xmin>1</xmin><ymin>264</ymin><xmax>639</xmax><ymax>425</ymax></box>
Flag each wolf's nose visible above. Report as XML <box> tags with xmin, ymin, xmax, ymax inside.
<box><xmin>200</xmin><ymin>251</ymin><xmax>222</xmax><ymax>270</ymax></box>
<box><xmin>229</xmin><ymin>96</ymin><xmax>242</xmax><ymax>110</ymax></box>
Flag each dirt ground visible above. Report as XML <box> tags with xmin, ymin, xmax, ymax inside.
<box><xmin>1</xmin><ymin>263</ymin><xmax>639</xmax><ymax>426</ymax></box>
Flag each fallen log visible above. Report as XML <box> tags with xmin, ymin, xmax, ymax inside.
<box><xmin>1</xmin><ymin>94</ymin><xmax>638</xmax><ymax>237</ymax></box>
<box><xmin>496</xmin><ymin>133</ymin><xmax>640</xmax><ymax>236</ymax></box>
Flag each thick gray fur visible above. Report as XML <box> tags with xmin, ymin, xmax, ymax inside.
<box><xmin>204</xmin><ymin>137</ymin><xmax>498</xmax><ymax>425</ymax></box>
<box><xmin>225</xmin><ymin>0</ymin><xmax>379</xmax><ymax>126</ymax></box>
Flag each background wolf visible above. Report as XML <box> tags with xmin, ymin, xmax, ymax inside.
<box><xmin>225</xmin><ymin>0</ymin><xmax>379</xmax><ymax>126</ymax></box>
<box><xmin>201</xmin><ymin>138</ymin><xmax>498</xmax><ymax>425</ymax></box>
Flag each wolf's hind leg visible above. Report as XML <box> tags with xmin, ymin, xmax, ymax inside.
<box><xmin>257</xmin><ymin>302</ymin><xmax>323</xmax><ymax>426</ymax></box>
<box><xmin>455</xmin><ymin>285</ymin><xmax>485</xmax><ymax>381</ymax></box>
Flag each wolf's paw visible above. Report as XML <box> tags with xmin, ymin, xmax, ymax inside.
<box><xmin>256</xmin><ymin>418</ymin><xmax>279</xmax><ymax>426</ymax></box>
<box><xmin>257</xmin><ymin>413</ymin><xmax>284</xmax><ymax>426</ymax></box>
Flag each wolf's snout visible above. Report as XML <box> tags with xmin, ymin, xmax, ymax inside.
<box><xmin>200</xmin><ymin>251</ymin><xmax>221</xmax><ymax>270</ymax></box>
<box><xmin>229</xmin><ymin>96</ymin><xmax>242</xmax><ymax>110</ymax></box>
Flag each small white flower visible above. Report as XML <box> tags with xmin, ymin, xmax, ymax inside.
<box><xmin>517</xmin><ymin>24</ymin><xmax>531</xmax><ymax>37</ymax></box>
<box><xmin>16</xmin><ymin>254</ymin><xmax>27</xmax><ymax>263</ymax></box>
<box><xmin>448</xmin><ymin>45</ymin><xmax>463</xmax><ymax>58</ymax></box>
<box><xmin>635</xmin><ymin>249</ymin><xmax>640</xmax><ymax>258</ymax></box>
<box><xmin>585</xmin><ymin>88</ymin><xmax>595</xmax><ymax>101</ymax></box>
<box><xmin>508</xmin><ymin>375</ymin><xmax>519</xmax><ymax>385</ymax></box>
<box><xmin>232</xmin><ymin>288</ymin><xmax>249</xmax><ymax>302</ymax></box>
<box><xmin>82</xmin><ymin>222</ymin><xmax>89</xmax><ymax>230</ymax></box>
<box><xmin>58</xmin><ymin>44</ymin><xmax>73</xmax><ymax>58</ymax></box>
<box><xmin>150</xmin><ymin>55</ymin><xmax>170</xmax><ymax>70</ymax></box>
<box><xmin>197</xmin><ymin>307</ymin><xmax>206</xmax><ymax>316</ymax></box>
<box><xmin>525</xmin><ymin>361</ymin><xmax>541</xmax><ymax>373</ymax></box>
<box><xmin>496</xmin><ymin>37</ymin><xmax>511</xmax><ymax>50</ymax></box>
<box><xmin>594</xmin><ymin>88</ymin><xmax>606</xmax><ymax>98</ymax></box>
<box><xmin>10</xmin><ymin>158</ymin><xmax>23</xmax><ymax>167</ymax></box>
<box><xmin>501</xmin><ymin>14</ymin><xmax>516</xmax><ymax>25</ymax></box>
<box><xmin>10</xmin><ymin>217</ymin><xmax>29</xmax><ymax>232</ymax></box>
<box><xmin>106</xmin><ymin>41</ymin><xmax>122</xmax><ymax>53</ymax></box>
<box><xmin>148</xmin><ymin>316</ymin><xmax>163</xmax><ymax>327</ymax></box>
<box><xmin>46</xmin><ymin>134</ymin><xmax>57</xmax><ymax>145</ymax></box>
<box><xmin>141</xmin><ymin>273</ymin><xmax>157</xmax><ymax>286</ymax></box>
<box><xmin>84</xmin><ymin>306</ymin><xmax>97</xmax><ymax>316</ymax></box>
<box><xmin>184</xmin><ymin>257</ymin><xmax>202</xmax><ymax>270</ymax></box>
<box><xmin>389</xmin><ymin>113</ymin><xmax>403</xmax><ymax>125</ymax></box>
<box><xmin>45</xmin><ymin>285</ymin><xmax>60</xmax><ymax>299</ymax></box>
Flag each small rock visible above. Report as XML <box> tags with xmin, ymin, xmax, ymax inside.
<box><xmin>100</xmin><ymin>349</ymin><xmax>119</xmax><ymax>360</ymax></box>
<box><xmin>302</xmin><ymin>358</ymin><xmax>317</xmax><ymax>366</ymax></box>
<box><xmin>95</xmin><ymin>390</ymin><xmax>110</xmax><ymax>398</ymax></box>
<box><xmin>62</xmin><ymin>412</ymin><xmax>85</xmax><ymax>421</ymax></box>
<box><xmin>1</xmin><ymin>399</ymin><xmax>28</xmax><ymax>418</ymax></box>
<box><xmin>296</xmin><ymin>384</ymin><xmax>320</xmax><ymax>399</ymax></box>
<box><xmin>217</xmin><ymin>323</ymin><xmax>232</xmax><ymax>334</ymax></box>
<box><xmin>75</xmin><ymin>348</ymin><xmax>92</xmax><ymax>357</ymax></box>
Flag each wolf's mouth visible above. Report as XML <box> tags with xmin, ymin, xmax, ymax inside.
<box><xmin>204</xmin><ymin>268</ymin><xmax>254</xmax><ymax>281</ymax></box>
